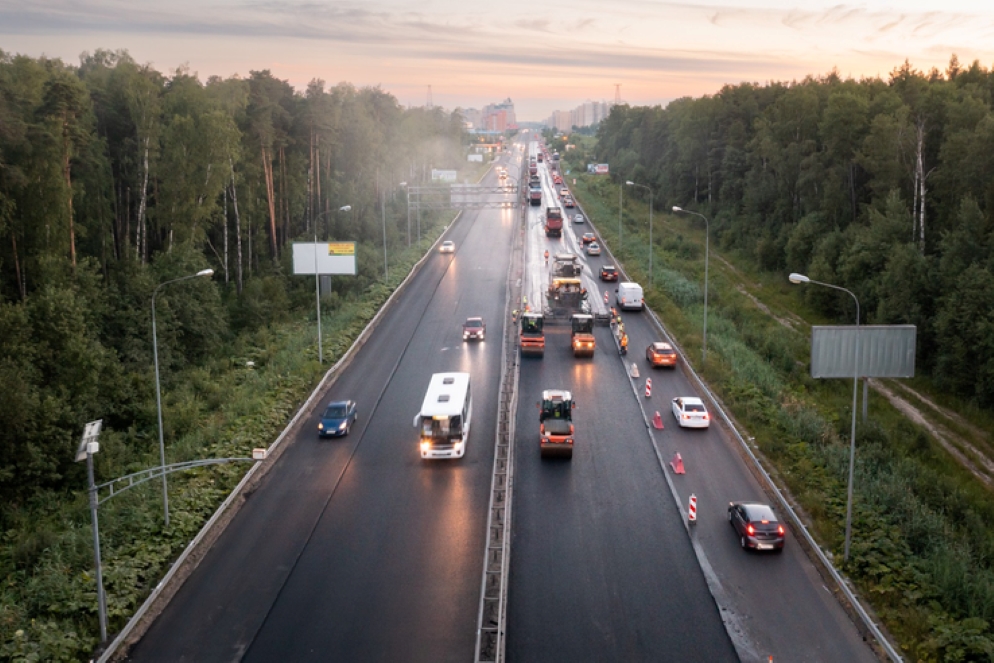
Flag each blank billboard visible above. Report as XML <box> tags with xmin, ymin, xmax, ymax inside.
<box><xmin>810</xmin><ymin>325</ymin><xmax>916</xmax><ymax>379</ymax></box>
<box><xmin>292</xmin><ymin>242</ymin><xmax>357</xmax><ymax>276</ymax></box>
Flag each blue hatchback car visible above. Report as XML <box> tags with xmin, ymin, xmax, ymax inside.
<box><xmin>318</xmin><ymin>400</ymin><xmax>357</xmax><ymax>438</ymax></box>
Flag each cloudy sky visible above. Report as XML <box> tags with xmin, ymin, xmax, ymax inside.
<box><xmin>3</xmin><ymin>0</ymin><xmax>994</xmax><ymax>120</ymax></box>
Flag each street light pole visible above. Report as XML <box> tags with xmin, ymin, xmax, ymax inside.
<box><xmin>152</xmin><ymin>268</ymin><xmax>213</xmax><ymax>527</ymax></box>
<box><xmin>401</xmin><ymin>182</ymin><xmax>409</xmax><ymax>246</ymax></box>
<box><xmin>382</xmin><ymin>186</ymin><xmax>388</xmax><ymax>281</ymax></box>
<box><xmin>789</xmin><ymin>272</ymin><xmax>860</xmax><ymax>562</ymax></box>
<box><xmin>673</xmin><ymin>207</ymin><xmax>710</xmax><ymax>363</ymax></box>
<box><xmin>312</xmin><ymin>205</ymin><xmax>352</xmax><ymax>364</ymax></box>
<box><xmin>619</xmin><ymin>183</ymin><xmax>623</xmax><ymax>250</ymax></box>
<box><xmin>625</xmin><ymin>181</ymin><xmax>653</xmax><ymax>284</ymax></box>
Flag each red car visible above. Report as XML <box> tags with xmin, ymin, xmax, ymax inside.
<box><xmin>462</xmin><ymin>317</ymin><xmax>486</xmax><ymax>341</ymax></box>
<box><xmin>581</xmin><ymin>232</ymin><xmax>596</xmax><ymax>245</ymax></box>
<box><xmin>599</xmin><ymin>265</ymin><xmax>619</xmax><ymax>281</ymax></box>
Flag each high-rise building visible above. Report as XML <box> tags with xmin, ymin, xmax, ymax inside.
<box><xmin>545</xmin><ymin>100</ymin><xmax>614</xmax><ymax>131</ymax></box>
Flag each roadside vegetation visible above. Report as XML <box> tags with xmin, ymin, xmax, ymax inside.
<box><xmin>554</xmin><ymin>58</ymin><xmax>994</xmax><ymax>660</ymax></box>
<box><xmin>0</xmin><ymin>48</ymin><xmax>475</xmax><ymax>661</ymax></box>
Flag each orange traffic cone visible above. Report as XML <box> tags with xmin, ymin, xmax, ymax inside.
<box><xmin>670</xmin><ymin>452</ymin><xmax>685</xmax><ymax>474</ymax></box>
<box><xmin>652</xmin><ymin>411</ymin><xmax>664</xmax><ymax>429</ymax></box>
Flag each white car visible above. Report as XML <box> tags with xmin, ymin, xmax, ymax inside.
<box><xmin>439</xmin><ymin>240</ymin><xmax>455</xmax><ymax>253</ymax></box>
<box><xmin>671</xmin><ymin>396</ymin><xmax>710</xmax><ymax>429</ymax></box>
<box><xmin>573</xmin><ymin>214</ymin><xmax>585</xmax><ymax>224</ymax></box>
<box><xmin>586</xmin><ymin>242</ymin><xmax>601</xmax><ymax>256</ymax></box>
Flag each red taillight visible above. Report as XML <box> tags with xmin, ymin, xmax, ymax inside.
<box><xmin>703</xmin><ymin>413</ymin><xmax>710</xmax><ymax>420</ymax></box>
<box><xmin>746</xmin><ymin>524</ymin><xmax>755</xmax><ymax>536</ymax></box>
<box><xmin>778</xmin><ymin>525</ymin><xmax>785</xmax><ymax>535</ymax></box>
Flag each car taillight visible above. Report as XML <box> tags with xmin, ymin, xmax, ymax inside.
<box><xmin>778</xmin><ymin>525</ymin><xmax>785</xmax><ymax>535</ymax></box>
<box><xmin>746</xmin><ymin>524</ymin><xmax>755</xmax><ymax>536</ymax></box>
<box><xmin>703</xmin><ymin>413</ymin><xmax>710</xmax><ymax>420</ymax></box>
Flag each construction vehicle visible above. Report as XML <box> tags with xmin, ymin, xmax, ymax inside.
<box><xmin>545</xmin><ymin>207</ymin><xmax>563</xmax><ymax>237</ymax></box>
<box><xmin>529</xmin><ymin>185</ymin><xmax>542</xmax><ymax>206</ymax></box>
<box><xmin>520</xmin><ymin>312</ymin><xmax>545</xmax><ymax>357</ymax></box>
<box><xmin>570</xmin><ymin>314</ymin><xmax>596</xmax><ymax>357</ymax></box>
<box><xmin>546</xmin><ymin>253</ymin><xmax>589</xmax><ymax>319</ymax></box>
<box><xmin>539</xmin><ymin>389</ymin><xmax>574</xmax><ymax>459</ymax></box>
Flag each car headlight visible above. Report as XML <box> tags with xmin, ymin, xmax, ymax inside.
<box><xmin>318</xmin><ymin>423</ymin><xmax>324</xmax><ymax>430</ymax></box>
<box><xmin>421</xmin><ymin>441</ymin><xmax>430</xmax><ymax>451</ymax></box>
<box><xmin>338</xmin><ymin>421</ymin><xmax>348</xmax><ymax>430</ymax></box>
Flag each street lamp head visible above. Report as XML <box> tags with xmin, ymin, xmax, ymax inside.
<box><xmin>339</xmin><ymin>205</ymin><xmax>352</xmax><ymax>212</ymax></box>
<box><xmin>672</xmin><ymin>206</ymin><xmax>683</xmax><ymax>212</ymax></box>
<box><xmin>196</xmin><ymin>269</ymin><xmax>214</xmax><ymax>278</ymax></box>
<box><xmin>625</xmin><ymin>180</ymin><xmax>635</xmax><ymax>186</ymax></box>
<box><xmin>788</xmin><ymin>272</ymin><xmax>810</xmax><ymax>284</ymax></box>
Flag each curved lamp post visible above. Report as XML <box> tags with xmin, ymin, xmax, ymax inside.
<box><xmin>152</xmin><ymin>268</ymin><xmax>214</xmax><ymax>527</ymax></box>
<box><xmin>789</xmin><ymin>272</ymin><xmax>860</xmax><ymax>562</ymax></box>
<box><xmin>625</xmin><ymin>181</ymin><xmax>653</xmax><ymax>284</ymax></box>
<box><xmin>673</xmin><ymin>206</ymin><xmax>710</xmax><ymax>363</ymax></box>
<box><xmin>313</xmin><ymin>205</ymin><xmax>352</xmax><ymax>364</ymax></box>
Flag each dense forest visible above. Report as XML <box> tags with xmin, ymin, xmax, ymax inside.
<box><xmin>596</xmin><ymin>56</ymin><xmax>994</xmax><ymax>406</ymax></box>
<box><xmin>0</xmin><ymin>48</ymin><xmax>467</xmax><ymax>504</ymax></box>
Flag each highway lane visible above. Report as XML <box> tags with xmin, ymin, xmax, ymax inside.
<box><xmin>506</xmin><ymin>142</ymin><xmax>736</xmax><ymax>661</ymax></box>
<box><xmin>536</xmin><ymin>146</ymin><xmax>878</xmax><ymax>661</ymax></box>
<box><xmin>127</xmin><ymin>164</ymin><xmax>517</xmax><ymax>662</ymax></box>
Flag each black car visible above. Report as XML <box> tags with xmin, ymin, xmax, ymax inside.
<box><xmin>599</xmin><ymin>265</ymin><xmax>619</xmax><ymax>281</ymax></box>
<box><xmin>728</xmin><ymin>502</ymin><xmax>785</xmax><ymax>552</ymax></box>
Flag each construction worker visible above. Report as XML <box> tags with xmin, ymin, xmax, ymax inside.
<box><xmin>544</xmin><ymin>249</ymin><xmax>549</xmax><ymax>263</ymax></box>
<box><xmin>512</xmin><ymin>309</ymin><xmax>520</xmax><ymax>322</ymax></box>
<box><xmin>620</xmin><ymin>333</ymin><xmax>628</xmax><ymax>355</ymax></box>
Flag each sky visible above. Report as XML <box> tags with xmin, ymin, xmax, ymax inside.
<box><xmin>3</xmin><ymin>0</ymin><xmax>994</xmax><ymax>121</ymax></box>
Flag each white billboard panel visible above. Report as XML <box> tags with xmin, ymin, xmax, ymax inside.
<box><xmin>292</xmin><ymin>242</ymin><xmax>357</xmax><ymax>276</ymax></box>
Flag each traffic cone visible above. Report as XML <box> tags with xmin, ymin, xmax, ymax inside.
<box><xmin>604</xmin><ymin>290</ymin><xmax>609</xmax><ymax>304</ymax></box>
<box><xmin>688</xmin><ymin>493</ymin><xmax>697</xmax><ymax>523</ymax></box>
<box><xmin>670</xmin><ymin>452</ymin><xmax>685</xmax><ymax>474</ymax></box>
<box><xmin>652</xmin><ymin>411</ymin><xmax>663</xmax><ymax>429</ymax></box>
<box><xmin>630</xmin><ymin>363</ymin><xmax>640</xmax><ymax>379</ymax></box>
<box><xmin>644</xmin><ymin>378</ymin><xmax>652</xmax><ymax>398</ymax></box>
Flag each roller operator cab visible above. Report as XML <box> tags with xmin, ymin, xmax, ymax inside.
<box><xmin>616</xmin><ymin>282</ymin><xmax>644</xmax><ymax>311</ymax></box>
<box><xmin>414</xmin><ymin>372</ymin><xmax>472</xmax><ymax>459</ymax></box>
<box><xmin>570</xmin><ymin>314</ymin><xmax>596</xmax><ymax>357</ymax></box>
<box><xmin>520</xmin><ymin>312</ymin><xmax>545</xmax><ymax>356</ymax></box>
<box><xmin>539</xmin><ymin>389</ymin><xmax>575</xmax><ymax>459</ymax></box>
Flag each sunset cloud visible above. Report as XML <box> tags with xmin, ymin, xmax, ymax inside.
<box><xmin>2</xmin><ymin>0</ymin><xmax>993</xmax><ymax>119</ymax></box>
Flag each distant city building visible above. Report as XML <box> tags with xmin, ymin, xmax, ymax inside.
<box><xmin>456</xmin><ymin>98</ymin><xmax>517</xmax><ymax>132</ymax></box>
<box><xmin>544</xmin><ymin>100</ymin><xmax>614</xmax><ymax>131</ymax></box>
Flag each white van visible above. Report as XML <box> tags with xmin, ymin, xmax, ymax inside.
<box><xmin>616</xmin><ymin>282</ymin><xmax>644</xmax><ymax>311</ymax></box>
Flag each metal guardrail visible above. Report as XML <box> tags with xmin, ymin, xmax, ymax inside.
<box><xmin>571</xmin><ymin>187</ymin><xmax>902</xmax><ymax>662</ymax></box>
<box><xmin>474</xmin><ymin>185</ymin><xmax>524</xmax><ymax>663</ymax></box>
<box><xmin>94</xmin><ymin>459</ymin><xmax>255</xmax><ymax>505</ymax></box>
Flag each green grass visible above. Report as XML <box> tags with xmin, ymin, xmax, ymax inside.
<box><xmin>0</xmin><ymin>213</ymin><xmax>452</xmax><ymax>662</ymax></box>
<box><xmin>571</xmin><ymin>173</ymin><xmax>994</xmax><ymax>661</ymax></box>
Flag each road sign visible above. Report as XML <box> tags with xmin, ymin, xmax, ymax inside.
<box><xmin>76</xmin><ymin>419</ymin><xmax>103</xmax><ymax>462</ymax></box>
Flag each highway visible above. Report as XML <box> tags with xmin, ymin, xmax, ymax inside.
<box><xmin>515</xmin><ymin>141</ymin><xmax>878</xmax><ymax>661</ymax></box>
<box><xmin>127</xmin><ymin>166</ymin><xmax>517</xmax><ymax>662</ymax></box>
<box><xmin>125</xmin><ymin>137</ymin><xmax>880</xmax><ymax>662</ymax></box>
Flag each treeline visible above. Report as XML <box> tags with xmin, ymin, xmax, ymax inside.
<box><xmin>0</xmin><ymin>48</ymin><xmax>467</xmax><ymax>503</ymax></box>
<box><xmin>597</xmin><ymin>57</ymin><xmax>994</xmax><ymax>405</ymax></box>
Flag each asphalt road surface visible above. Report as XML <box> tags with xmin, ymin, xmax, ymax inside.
<box><xmin>514</xmin><ymin>142</ymin><xmax>877</xmax><ymax>662</ymax></box>
<box><xmin>128</xmin><ymin>166</ymin><xmax>517</xmax><ymax>662</ymax></box>
<box><xmin>127</xmin><ymin>141</ymin><xmax>878</xmax><ymax>662</ymax></box>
